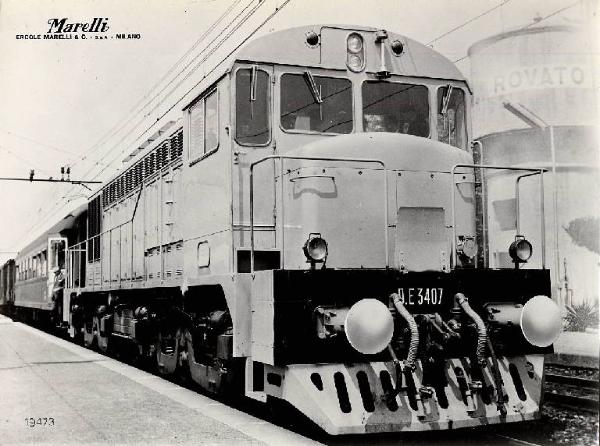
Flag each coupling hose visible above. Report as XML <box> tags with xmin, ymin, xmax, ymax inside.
<box><xmin>391</xmin><ymin>293</ymin><xmax>419</xmax><ymax>370</ymax></box>
<box><xmin>455</xmin><ymin>293</ymin><xmax>487</xmax><ymax>366</ymax></box>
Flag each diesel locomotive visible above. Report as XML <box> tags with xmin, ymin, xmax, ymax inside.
<box><xmin>2</xmin><ymin>25</ymin><xmax>563</xmax><ymax>434</ymax></box>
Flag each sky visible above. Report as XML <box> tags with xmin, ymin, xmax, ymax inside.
<box><xmin>0</xmin><ymin>0</ymin><xmax>594</xmax><ymax>262</ymax></box>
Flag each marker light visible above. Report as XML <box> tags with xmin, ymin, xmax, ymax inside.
<box><xmin>347</xmin><ymin>33</ymin><xmax>363</xmax><ymax>52</ymax></box>
<box><xmin>303</xmin><ymin>233</ymin><xmax>328</xmax><ymax>263</ymax></box>
<box><xmin>345</xmin><ymin>299</ymin><xmax>394</xmax><ymax>354</ymax></box>
<box><xmin>305</xmin><ymin>31</ymin><xmax>319</xmax><ymax>47</ymax></box>
<box><xmin>390</xmin><ymin>39</ymin><xmax>404</xmax><ymax>56</ymax></box>
<box><xmin>346</xmin><ymin>33</ymin><xmax>365</xmax><ymax>72</ymax></box>
<box><xmin>509</xmin><ymin>236</ymin><xmax>533</xmax><ymax>263</ymax></box>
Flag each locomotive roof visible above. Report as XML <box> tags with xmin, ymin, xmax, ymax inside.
<box><xmin>234</xmin><ymin>24</ymin><xmax>466</xmax><ymax>82</ymax></box>
<box><xmin>104</xmin><ymin>24</ymin><xmax>468</xmax><ymax>198</ymax></box>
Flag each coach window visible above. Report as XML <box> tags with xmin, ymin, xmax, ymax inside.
<box><xmin>437</xmin><ymin>86</ymin><xmax>466</xmax><ymax>150</ymax></box>
<box><xmin>281</xmin><ymin>73</ymin><xmax>352</xmax><ymax>134</ymax></box>
<box><xmin>362</xmin><ymin>82</ymin><xmax>429</xmax><ymax>136</ymax></box>
<box><xmin>236</xmin><ymin>68</ymin><xmax>270</xmax><ymax>145</ymax></box>
<box><xmin>189</xmin><ymin>88</ymin><xmax>219</xmax><ymax>162</ymax></box>
<box><xmin>41</xmin><ymin>250</ymin><xmax>47</xmax><ymax>276</ymax></box>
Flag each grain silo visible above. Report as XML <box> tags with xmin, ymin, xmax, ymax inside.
<box><xmin>468</xmin><ymin>23</ymin><xmax>599</xmax><ymax>307</ymax></box>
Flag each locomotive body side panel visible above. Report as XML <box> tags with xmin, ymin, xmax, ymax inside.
<box><xmin>182</xmin><ymin>77</ymin><xmax>233</xmax><ymax>281</ymax></box>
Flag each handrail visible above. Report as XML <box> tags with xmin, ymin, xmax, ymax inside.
<box><xmin>451</xmin><ymin>164</ymin><xmax>547</xmax><ymax>270</ymax></box>
<box><xmin>515</xmin><ymin>171</ymin><xmax>544</xmax><ymax>236</ymax></box>
<box><xmin>250</xmin><ymin>155</ymin><xmax>388</xmax><ymax>273</ymax></box>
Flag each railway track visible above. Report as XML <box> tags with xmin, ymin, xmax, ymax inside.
<box><xmin>544</xmin><ymin>371</ymin><xmax>599</xmax><ymax>413</ymax></box>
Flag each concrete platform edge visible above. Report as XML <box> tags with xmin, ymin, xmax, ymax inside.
<box><xmin>13</xmin><ymin>322</ymin><xmax>322</xmax><ymax>446</ymax></box>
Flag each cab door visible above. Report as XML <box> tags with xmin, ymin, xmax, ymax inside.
<box><xmin>231</xmin><ymin>64</ymin><xmax>277</xmax><ymax>264</ymax></box>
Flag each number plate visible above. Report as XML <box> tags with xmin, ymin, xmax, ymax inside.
<box><xmin>397</xmin><ymin>287</ymin><xmax>444</xmax><ymax>306</ymax></box>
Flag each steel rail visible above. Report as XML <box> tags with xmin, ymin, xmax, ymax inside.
<box><xmin>544</xmin><ymin>392</ymin><xmax>599</xmax><ymax>413</ymax></box>
<box><xmin>545</xmin><ymin>373</ymin><xmax>599</xmax><ymax>389</ymax></box>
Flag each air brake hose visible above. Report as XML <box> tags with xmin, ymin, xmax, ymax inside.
<box><xmin>391</xmin><ymin>293</ymin><xmax>419</xmax><ymax>370</ymax></box>
<box><xmin>455</xmin><ymin>293</ymin><xmax>487</xmax><ymax>367</ymax></box>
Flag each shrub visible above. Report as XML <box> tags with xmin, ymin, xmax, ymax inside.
<box><xmin>564</xmin><ymin>300</ymin><xmax>599</xmax><ymax>332</ymax></box>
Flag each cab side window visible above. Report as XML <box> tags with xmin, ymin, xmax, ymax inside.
<box><xmin>189</xmin><ymin>88</ymin><xmax>219</xmax><ymax>161</ymax></box>
<box><xmin>236</xmin><ymin>68</ymin><xmax>270</xmax><ymax>145</ymax></box>
<box><xmin>437</xmin><ymin>87</ymin><xmax>466</xmax><ymax>150</ymax></box>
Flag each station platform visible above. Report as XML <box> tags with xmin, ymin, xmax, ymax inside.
<box><xmin>0</xmin><ymin>316</ymin><xmax>319</xmax><ymax>445</ymax></box>
<box><xmin>550</xmin><ymin>329</ymin><xmax>600</xmax><ymax>369</ymax></box>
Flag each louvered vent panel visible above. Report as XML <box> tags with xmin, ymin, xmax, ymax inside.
<box><xmin>150</xmin><ymin>152</ymin><xmax>157</xmax><ymax>174</ymax></box>
<box><xmin>162</xmin><ymin>143</ymin><xmax>168</xmax><ymax>166</ymax></box>
<box><xmin>171</xmin><ymin>129</ymin><xmax>183</xmax><ymax>159</ymax></box>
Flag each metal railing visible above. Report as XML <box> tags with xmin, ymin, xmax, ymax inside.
<box><xmin>249</xmin><ymin>155</ymin><xmax>388</xmax><ymax>273</ymax></box>
<box><xmin>451</xmin><ymin>163</ymin><xmax>547</xmax><ymax>269</ymax></box>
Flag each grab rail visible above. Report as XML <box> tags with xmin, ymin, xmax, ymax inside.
<box><xmin>450</xmin><ymin>164</ymin><xmax>547</xmax><ymax>269</ymax></box>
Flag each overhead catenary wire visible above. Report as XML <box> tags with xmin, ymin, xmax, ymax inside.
<box><xmin>453</xmin><ymin>0</ymin><xmax>583</xmax><ymax>63</ymax></box>
<box><xmin>54</xmin><ymin>0</ymin><xmax>259</xmax><ymax>186</ymax></box>
<box><xmin>85</xmin><ymin>0</ymin><xmax>274</xmax><ymax>184</ymax></box>
<box><xmin>9</xmin><ymin>0</ymin><xmax>293</xmax><ymax>250</ymax></box>
<box><xmin>8</xmin><ymin>0</ymin><xmax>253</xmax><ymax>245</ymax></box>
<box><xmin>0</xmin><ymin>144</ymin><xmax>55</xmax><ymax>177</ymax></box>
<box><xmin>426</xmin><ymin>0</ymin><xmax>513</xmax><ymax>47</ymax></box>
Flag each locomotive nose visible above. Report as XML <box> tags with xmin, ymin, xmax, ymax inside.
<box><xmin>344</xmin><ymin>299</ymin><xmax>394</xmax><ymax>354</ymax></box>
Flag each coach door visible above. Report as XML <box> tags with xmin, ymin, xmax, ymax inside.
<box><xmin>48</xmin><ymin>237</ymin><xmax>67</xmax><ymax>296</ymax></box>
<box><xmin>232</xmin><ymin>64</ymin><xmax>277</xmax><ymax>267</ymax></box>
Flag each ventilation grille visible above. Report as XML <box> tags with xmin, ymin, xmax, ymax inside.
<box><xmin>101</xmin><ymin>127</ymin><xmax>183</xmax><ymax>208</ymax></box>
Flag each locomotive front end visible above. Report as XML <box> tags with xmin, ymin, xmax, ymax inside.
<box><xmin>247</xmin><ymin>132</ymin><xmax>559</xmax><ymax>433</ymax></box>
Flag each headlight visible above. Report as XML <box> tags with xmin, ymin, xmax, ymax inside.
<box><xmin>457</xmin><ymin>236</ymin><xmax>478</xmax><ymax>260</ymax></box>
<box><xmin>509</xmin><ymin>236</ymin><xmax>532</xmax><ymax>263</ymax></box>
<box><xmin>520</xmin><ymin>295</ymin><xmax>562</xmax><ymax>347</ymax></box>
<box><xmin>347</xmin><ymin>33</ymin><xmax>363</xmax><ymax>52</ymax></box>
<box><xmin>346</xmin><ymin>33</ymin><xmax>365</xmax><ymax>72</ymax></box>
<box><xmin>303</xmin><ymin>233</ymin><xmax>328</xmax><ymax>263</ymax></box>
<box><xmin>345</xmin><ymin>298</ymin><xmax>394</xmax><ymax>354</ymax></box>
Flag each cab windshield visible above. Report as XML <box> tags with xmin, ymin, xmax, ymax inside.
<box><xmin>437</xmin><ymin>86</ymin><xmax>467</xmax><ymax>150</ymax></box>
<box><xmin>280</xmin><ymin>73</ymin><xmax>352</xmax><ymax>134</ymax></box>
<box><xmin>362</xmin><ymin>82</ymin><xmax>429</xmax><ymax>137</ymax></box>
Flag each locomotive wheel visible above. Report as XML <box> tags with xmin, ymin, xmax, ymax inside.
<box><xmin>185</xmin><ymin>329</ymin><xmax>234</xmax><ymax>395</ymax></box>
<box><xmin>155</xmin><ymin>327</ymin><xmax>181</xmax><ymax>375</ymax></box>
<box><xmin>83</xmin><ymin>317</ymin><xmax>96</xmax><ymax>348</ymax></box>
<box><xmin>95</xmin><ymin>315</ymin><xmax>110</xmax><ymax>353</ymax></box>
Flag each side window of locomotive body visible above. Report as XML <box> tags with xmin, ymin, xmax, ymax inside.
<box><xmin>236</xmin><ymin>68</ymin><xmax>270</xmax><ymax>145</ymax></box>
<box><xmin>437</xmin><ymin>87</ymin><xmax>467</xmax><ymax>150</ymax></box>
<box><xmin>362</xmin><ymin>82</ymin><xmax>429</xmax><ymax>136</ymax></box>
<box><xmin>280</xmin><ymin>74</ymin><xmax>352</xmax><ymax>134</ymax></box>
<box><xmin>189</xmin><ymin>88</ymin><xmax>219</xmax><ymax>161</ymax></box>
